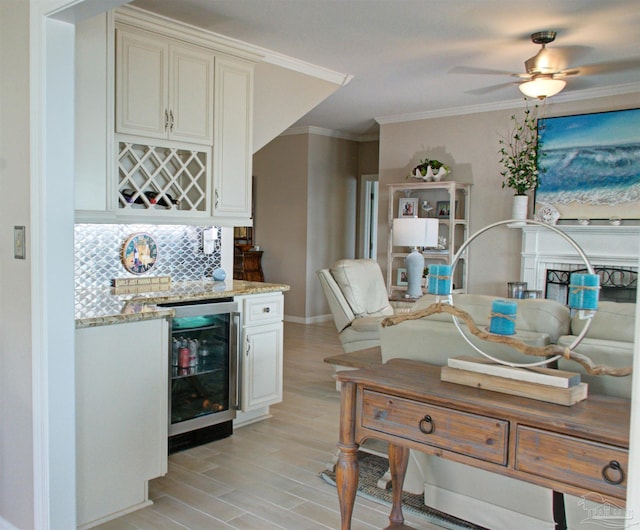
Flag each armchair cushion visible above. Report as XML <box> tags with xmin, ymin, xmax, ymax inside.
<box><xmin>330</xmin><ymin>259</ymin><xmax>393</xmax><ymax>318</ymax></box>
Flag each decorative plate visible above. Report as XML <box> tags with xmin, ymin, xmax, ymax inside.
<box><xmin>121</xmin><ymin>232</ymin><xmax>159</xmax><ymax>275</ymax></box>
<box><xmin>534</xmin><ymin>203</ymin><xmax>560</xmax><ymax>225</ymax></box>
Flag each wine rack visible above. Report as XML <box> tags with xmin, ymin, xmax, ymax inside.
<box><xmin>117</xmin><ymin>139</ymin><xmax>210</xmax><ymax>213</ymax></box>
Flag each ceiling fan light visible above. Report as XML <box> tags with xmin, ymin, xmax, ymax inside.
<box><xmin>519</xmin><ymin>77</ymin><xmax>566</xmax><ymax>99</ymax></box>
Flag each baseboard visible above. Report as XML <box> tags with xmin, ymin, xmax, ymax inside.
<box><xmin>284</xmin><ymin>314</ymin><xmax>333</xmax><ymax>324</ymax></box>
<box><xmin>0</xmin><ymin>517</ymin><xmax>19</xmax><ymax>530</ymax></box>
<box><xmin>423</xmin><ymin>483</ymin><xmax>554</xmax><ymax>530</ymax></box>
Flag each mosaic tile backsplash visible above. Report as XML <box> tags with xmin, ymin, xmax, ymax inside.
<box><xmin>75</xmin><ymin>224</ymin><xmax>222</xmax><ymax>290</ymax></box>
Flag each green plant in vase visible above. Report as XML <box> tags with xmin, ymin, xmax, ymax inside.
<box><xmin>498</xmin><ymin>104</ymin><xmax>539</xmax><ymax>220</ymax></box>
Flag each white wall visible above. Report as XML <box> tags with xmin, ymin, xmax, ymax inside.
<box><xmin>0</xmin><ymin>3</ymin><xmax>35</xmax><ymax>528</ymax></box>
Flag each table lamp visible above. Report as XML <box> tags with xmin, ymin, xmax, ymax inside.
<box><xmin>393</xmin><ymin>218</ymin><xmax>439</xmax><ymax>298</ymax></box>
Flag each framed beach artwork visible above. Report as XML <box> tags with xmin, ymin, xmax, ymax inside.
<box><xmin>535</xmin><ymin>108</ymin><xmax>640</xmax><ymax>220</ymax></box>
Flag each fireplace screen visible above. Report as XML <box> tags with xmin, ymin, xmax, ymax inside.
<box><xmin>546</xmin><ymin>267</ymin><xmax>637</xmax><ymax>304</ymax></box>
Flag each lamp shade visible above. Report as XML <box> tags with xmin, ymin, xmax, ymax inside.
<box><xmin>519</xmin><ymin>77</ymin><xmax>566</xmax><ymax>100</ymax></box>
<box><xmin>392</xmin><ymin>218</ymin><xmax>439</xmax><ymax>248</ymax></box>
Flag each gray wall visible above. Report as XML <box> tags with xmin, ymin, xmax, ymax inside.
<box><xmin>253</xmin><ymin>131</ymin><xmax>369</xmax><ymax>321</ymax></box>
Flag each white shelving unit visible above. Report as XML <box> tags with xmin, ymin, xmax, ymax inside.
<box><xmin>387</xmin><ymin>181</ymin><xmax>471</xmax><ymax>298</ymax></box>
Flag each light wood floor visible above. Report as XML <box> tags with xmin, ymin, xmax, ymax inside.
<box><xmin>94</xmin><ymin>321</ymin><xmax>441</xmax><ymax>530</ymax></box>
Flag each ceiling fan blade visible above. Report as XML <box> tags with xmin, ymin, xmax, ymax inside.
<box><xmin>450</xmin><ymin>65</ymin><xmax>515</xmax><ymax>76</ymax></box>
<box><xmin>466</xmin><ymin>81</ymin><xmax>517</xmax><ymax>96</ymax></box>
<box><xmin>572</xmin><ymin>58</ymin><xmax>640</xmax><ymax>76</ymax></box>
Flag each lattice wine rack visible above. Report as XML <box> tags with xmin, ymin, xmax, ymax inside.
<box><xmin>117</xmin><ymin>141</ymin><xmax>210</xmax><ymax>213</ymax></box>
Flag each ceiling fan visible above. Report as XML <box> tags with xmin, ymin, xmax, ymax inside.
<box><xmin>453</xmin><ymin>30</ymin><xmax>640</xmax><ymax>100</ymax></box>
<box><xmin>515</xmin><ymin>31</ymin><xmax>574</xmax><ymax>99</ymax></box>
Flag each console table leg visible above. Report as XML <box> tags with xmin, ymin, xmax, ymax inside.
<box><xmin>387</xmin><ymin>443</ymin><xmax>410</xmax><ymax>527</ymax></box>
<box><xmin>337</xmin><ymin>381</ymin><xmax>358</xmax><ymax>530</ymax></box>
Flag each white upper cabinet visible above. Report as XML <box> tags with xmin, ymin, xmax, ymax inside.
<box><xmin>115</xmin><ymin>26</ymin><xmax>214</xmax><ymax>146</ymax></box>
<box><xmin>213</xmin><ymin>55</ymin><xmax>254</xmax><ymax>218</ymax></box>
<box><xmin>75</xmin><ymin>7</ymin><xmax>259</xmax><ymax>225</ymax></box>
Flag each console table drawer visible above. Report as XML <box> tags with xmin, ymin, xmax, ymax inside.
<box><xmin>361</xmin><ymin>390</ymin><xmax>508</xmax><ymax>465</ymax></box>
<box><xmin>516</xmin><ymin>426</ymin><xmax>628</xmax><ymax>498</ymax></box>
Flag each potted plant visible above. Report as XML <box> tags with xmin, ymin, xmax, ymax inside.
<box><xmin>498</xmin><ymin>105</ymin><xmax>539</xmax><ymax>220</ymax></box>
<box><xmin>410</xmin><ymin>158</ymin><xmax>451</xmax><ymax>182</ymax></box>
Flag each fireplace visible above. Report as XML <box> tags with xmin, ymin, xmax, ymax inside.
<box><xmin>545</xmin><ymin>266</ymin><xmax>637</xmax><ymax>304</ymax></box>
<box><xmin>520</xmin><ymin>225</ymin><xmax>640</xmax><ymax>305</ymax></box>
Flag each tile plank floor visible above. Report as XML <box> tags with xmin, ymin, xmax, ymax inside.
<box><xmin>94</xmin><ymin>321</ymin><xmax>442</xmax><ymax>530</ymax></box>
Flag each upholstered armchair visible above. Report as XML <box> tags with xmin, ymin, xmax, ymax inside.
<box><xmin>318</xmin><ymin>259</ymin><xmax>396</xmax><ymax>353</ymax></box>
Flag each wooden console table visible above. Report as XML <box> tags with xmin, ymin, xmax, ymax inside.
<box><xmin>335</xmin><ymin>359</ymin><xmax>630</xmax><ymax>530</ymax></box>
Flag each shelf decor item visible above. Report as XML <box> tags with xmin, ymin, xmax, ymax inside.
<box><xmin>498</xmin><ymin>104</ymin><xmax>539</xmax><ymax>221</ymax></box>
<box><xmin>398</xmin><ymin>197</ymin><xmax>418</xmax><ymax>217</ymax></box>
<box><xmin>410</xmin><ymin>158</ymin><xmax>451</xmax><ymax>182</ymax></box>
<box><xmin>393</xmin><ymin>218</ymin><xmax>439</xmax><ymax>298</ymax></box>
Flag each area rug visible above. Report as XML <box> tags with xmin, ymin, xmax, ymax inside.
<box><xmin>320</xmin><ymin>451</ymin><xmax>488</xmax><ymax>530</ymax></box>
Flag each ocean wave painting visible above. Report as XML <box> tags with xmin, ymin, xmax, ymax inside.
<box><xmin>535</xmin><ymin>108</ymin><xmax>640</xmax><ymax>218</ymax></box>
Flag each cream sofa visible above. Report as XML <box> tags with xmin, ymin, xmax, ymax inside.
<box><xmin>379</xmin><ymin>294</ymin><xmax>635</xmax><ymax>530</ymax></box>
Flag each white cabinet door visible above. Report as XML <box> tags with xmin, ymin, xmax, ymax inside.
<box><xmin>115</xmin><ymin>26</ymin><xmax>214</xmax><ymax>145</ymax></box>
<box><xmin>170</xmin><ymin>43</ymin><xmax>214</xmax><ymax>144</ymax></box>
<box><xmin>76</xmin><ymin>319</ymin><xmax>168</xmax><ymax>527</ymax></box>
<box><xmin>213</xmin><ymin>55</ymin><xmax>254</xmax><ymax>219</ymax></box>
<box><xmin>242</xmin><ymin>322</ymin><xmax>283</xmax><ymax>411</ymax></box>
<box><xmin>115</xmin><ymin>27</ymin><xmax>168</xmax><ymax>140</ymax></box>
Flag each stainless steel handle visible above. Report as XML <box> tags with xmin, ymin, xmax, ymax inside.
<box><xmin>233</xmin><ymin>312</ymin><xmax>242</xmax><ymax>410</ymax></box>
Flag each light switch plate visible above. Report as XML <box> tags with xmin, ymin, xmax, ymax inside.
<box><xmin>14</xmin><ymin>226</ymin><xmax>25</xmax><ymax>259</ymax></box>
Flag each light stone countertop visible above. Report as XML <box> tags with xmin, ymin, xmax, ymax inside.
<box><xmin>75</xmin><ymin>280</ymin><xmax>290</xmax><ymax>329</ymax></box>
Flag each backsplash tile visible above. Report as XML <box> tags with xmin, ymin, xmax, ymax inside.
<box><xmin>75</xmin><ymin>224</ymin><xmax>222</xmax><ymax>290</ymax></box>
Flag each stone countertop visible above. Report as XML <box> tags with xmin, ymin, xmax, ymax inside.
<box><xmin>75</xmin><ymin>280</ymin><xmax>290</xmax><ymax>329</ymax></box>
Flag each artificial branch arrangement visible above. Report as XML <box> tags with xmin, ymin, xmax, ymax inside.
<box><xmin>498</xmin><ymin>105</ymin><xmax>540</xmax><ymax>195</ymax></box>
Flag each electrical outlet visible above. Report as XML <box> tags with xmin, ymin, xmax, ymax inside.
<box><xmin>202</xmin><ymin>227</ymin><xmax>216</xmax><ymax>255</ymax></box>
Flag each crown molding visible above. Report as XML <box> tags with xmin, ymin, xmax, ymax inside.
<box><xmin>258</xmin><ymin>52</ymin><xmax>353</xmax><ymax>86</ymax></box>
<box><xmin>114</xmin><ymin>5</ymin><xmax>350</xmax><ymax>86</ymax></box>
<box><xmin>281</xmin><ymin>126</ymin><xmax>378</xmax><ymax>143</ymax></box>
<box><xmin>375</xmin><ymin>82</ymin><xmax>640</xmax><ymax>125</ymax></box>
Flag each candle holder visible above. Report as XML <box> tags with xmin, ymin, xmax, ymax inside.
<box><xmin>446</xmin><ymin>219</ymin><xmax>598</xmax><ymax>369</ymax></box>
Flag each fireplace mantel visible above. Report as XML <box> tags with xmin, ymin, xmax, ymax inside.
<box><xmin>520</xmin><ymin>225</ymin><xmax>640</xmax><ymax>292</ymax></box>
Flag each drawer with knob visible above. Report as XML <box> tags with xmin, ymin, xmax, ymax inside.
<box><xmin>243</xmin><ymin>294</ymin><xmax>284</xmax><ymax>326</ymax></box>
<box><xmin>360</xmin><ymin>390</ymin><xmax>508</xmax><ymax>465</ymax></box>
<box><xmin>515</xmin><ymin>425</ymin><xmax>628</xmax><ymax>499</ymax></box>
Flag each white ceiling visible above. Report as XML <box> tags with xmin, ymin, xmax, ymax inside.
<box><xmin>131</xmin><ymin>0</ymin><xmax>640</xmax><ymax>136</ymax></box>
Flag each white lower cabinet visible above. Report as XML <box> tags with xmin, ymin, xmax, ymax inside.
<box><xmin>75</xmin><ymin>318</ymin><xmax>169</xmax><ymax>529</ymax></box>
<box><xmin>236</xmin><ymin>293</ymin><xmax>284</xmax><ymax>423</ymax></box>
<box><xmin>243</xmin><ymin>322</ymin><xmax>283</xmax><ymax>410</ymax></box>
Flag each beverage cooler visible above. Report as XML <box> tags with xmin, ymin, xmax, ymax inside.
<box><xmin>159</xmin><ymin>298</ymin><xmax>240</xmax><ymax>453</ymax></box>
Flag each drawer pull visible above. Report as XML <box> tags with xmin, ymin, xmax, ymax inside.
<box><xmin>418</xmin><ymin>415</ymin><xmax>435</xmax><ymax>434</ymax></box>
<box><xmin>263</xmin><ymin>307</ymin><xmax>271</xmax><ymax>313</ymax></box>
<box><xmin>602</xmin><ymin>460</ymin><xmax>624</xmax><ymax>485</ymax></box>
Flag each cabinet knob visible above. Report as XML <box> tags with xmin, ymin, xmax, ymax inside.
<box><xmin>602</xmin><ymin>460</ymin><xmax>625</xmax><ymax>485</ymax></box>
<box><xmin>263</xmin><ymin>307</ymin><xmax>271</xmax><ymax>313</ymax></box>
<box><xmin>418</xmin><ymin>414</ymin><xmax>435</xmax><ymax>435</ymax></box>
